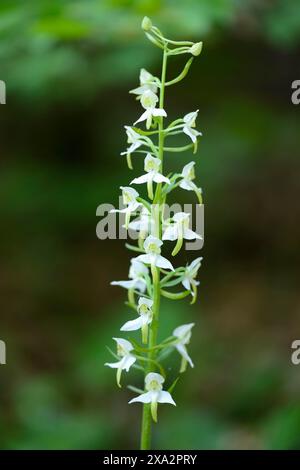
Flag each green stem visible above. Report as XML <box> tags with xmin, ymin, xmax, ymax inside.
<box><xmin>140</xmin><ymin>44</ymin><xmax>168</xmax><ymax>451</ymax></box>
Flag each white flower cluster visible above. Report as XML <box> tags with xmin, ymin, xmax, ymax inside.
<box><xmin>105</xmin><ymin>17</ymin><xmax>204</xmax><ymax>427</ymax></box>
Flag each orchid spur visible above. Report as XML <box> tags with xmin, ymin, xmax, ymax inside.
<box><xmin>106</xmin><ymin>17</ymin><xmax>204</xmax><ymax>450</ymax></box>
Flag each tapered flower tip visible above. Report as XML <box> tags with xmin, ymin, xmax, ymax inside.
<box><xmin>173</xmin><ymin>323</ymin><xmax>195</xmax><ymax>339</ymax></box>
<box><xmin>190</xmin><ymin>42</ymin><xmax>203</xmax><ymax>57</ymax></box>
<box><xmin>113</xmin><ymin>337</ymin><xmax>133</xmax><ymax>352</ymax></box>
<box><xmin>120</xmin><ymin>186</ymin><xmax>139</xmax><ymax>198</ymax></box>
<box><xmin>140</xmin><ymin>68</ymin><xmax>153</xmax><ymax>83</ymax></box>
<box><xmin>142</xmin><ymin>16</ymin><xmax>152</xmax><ymax>32</ymax></box>
<box><xmin>183</xmin><ymin>110</ymin><xmax>199</xmax><ymax>125</ymax></box>
<box><xmin>189</xmin><ymin>257</ymin><xmax>203</xmax><ymax>271</ymax></box>
<box><xmin>182</xmin><ymin>161</ymin><xmax>196</xmax><ymax>178</ymax></box>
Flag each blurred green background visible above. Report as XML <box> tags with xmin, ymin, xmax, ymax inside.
<box><xmin>1</xmin><ymin>0</ymin><xmax>300</xmax><ymax>450</ymax></box>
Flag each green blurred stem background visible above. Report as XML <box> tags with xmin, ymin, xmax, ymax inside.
<box><xmin>1</xmin><ymin>0</ymin><xmax>300</xmax><ymax>450</ymax></box>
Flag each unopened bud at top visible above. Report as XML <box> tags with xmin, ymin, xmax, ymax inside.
<box><xmin>142</xmin><ymin>16</ymin><xmax>152</xmax><ymax>32</ymax></box>
<box><xmin>190</xmin><ymin>42</ymin><xmax>203</xmax><ymax>57</ymax></box>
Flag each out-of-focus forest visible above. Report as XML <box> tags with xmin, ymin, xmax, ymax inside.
<box><xmin>1</xmin><ymin>0</ymin><xmax>300</xmax><ymax>449</ymax></box>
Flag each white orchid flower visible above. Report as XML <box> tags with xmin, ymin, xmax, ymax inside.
<box><xmin>131</xmin><ymin>153</ymin><xmax>170</xmax><ymax>199</ymax></box>
<box><xmin>121</xmin><ymin>126</ymin><xmax>144</xmax><ymax>155</ymax></box>
<box><xmin>121</xmin><ymin>297</ymin><xmax>153</xmax><ymax>343</ymax></box>
<box><xmin>128</xmin><ymin>206</ymin><xmax>153</xmax><ymax>235</ymax></box>
<box><xmin>110</xmin><ymin>186</ymin><xmax>141</xmax><ymax>229</ymax></box>
<box><xmin>179</xmin><ymin>161</ymin><xmax>196</xmax><ymax>191</ymax></box>
<box><xmin>111</xmin><ymin>259</ymin><xmax>149</xmax><ymax>293</ymax></box>
<box><xmin>163</xmin><ymin>212</ymin><xmax>201</xmax><ymax>241</ymax></box>
<box><xmin>179</xmin><ymin>161</ymin><xmax>203</xmax><ymax>203</ymax></box>
<box><xmin>129</xmin><ymin>372</ymin><xmax>176</xmax><ymax>422</ymax></box>
<box><xmin>173</xmin><ymin>323</ymin><xmax>195</xmax><ymax>373</ymax></box>
<box><xmin>105</xmin><ymin>338</ymin><xmax>136</xmax><ymax>387</ymax></box>
<box><xmin>130</xmin><ymin>68</ymin><xmax>158</xmax><ymax>98</ymax></box>
<box><xmin>134</xmin><ymin>90</ymin><xmax>167</xmax><ymax>130</ymax></box>
<box><xmin>182</xmin><ymin>257</ymin><xmax>202</xmax><ymax>302</ymax></box>
<box><xmin>135</xmin><ymin>235</ymin><xmax>174</xmax><ymax>271</ymax></box>
<box><xmin>163</xmin><ymin>212</ymin><xmax>201</xmax><ymax>256</ymax></box>
<box><xmin>183</xmin><ymin>110</ymin><xmax>202</xmax><ymax>152</ymax></box>
<box><xmin>121</xmin><ymin>126</ymin><xmax>146</xmax><ymax>169</ymax></box>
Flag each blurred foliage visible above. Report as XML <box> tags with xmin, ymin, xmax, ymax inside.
<box><xmin>1</xmin><ymin>0</ymin><xmax>300</xmax><ymax>100</ymax></box>
<box><xmin>1</xmin><ymin>0</ymin><xmax>300</xmax><ymax>450</ymax></box>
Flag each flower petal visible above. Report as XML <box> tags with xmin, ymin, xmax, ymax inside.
<box><xmin>134</xmin><ymin>109</ymin><xmax>149</xmax><ymax>125</ymax></box>
<box><xmin>111</xmin><ymin>280</ymin><xmax>136</xmax><ymax>289</ymax></box>
<box><xmin>179</xmin><ymin>180</ymin><xmax>194</xmax><ymax>191</ymax></box>
<box><xmin>135</xmin><ymin>254</ymin><xmax>153</xmax><ymax>265</ymax></box>
<box><xmin>105</xmin><ymin>359</ymin><xmax>122</xmax><ymax>369</ymax></box>
<box><xmin>113</xmin><ymin>337</ymin><xmax>133</xmax><ymax>352</ymax></box>
<box><xmin>122</xmin><ymin>354</ymin><xmax>137</xmax><ymax>371</ymax></box>
<box><xmin>153</xmin><ymin>173</ymin><xmax>171</xmax><ymax>184</ymax></box>
<box><xmin>162</xmin><ymin>226</ymin><xmax>178</xmax><ymax>241</ymax></box>
<box><xmin>158</xmin><ymin>391</ymin><xmax>176</xmax><ymax>405</ymax></box>
<box><xmin>173</xmin><ymin>323</ymin><xmax>195</xmax><ymax>339</ymax></box>
<box><xmin>129</xmin><ymin>391</ymin><xmax>153</xmax><ymax>404</ymax></box>
<box><xmin>121</xmin><ymin>317</ymin><xmax>144</xmax><ymax>331</ymax></box>
<box><xmin>176</xmin><ymin>343</ymin><xmax>194</xmax><ymax>368</ymax></box>
<box><xmin>155</xmin><ymin>255</ymin><xmax>174</xmax><ymax>271</ymax></box>
<box><xmin>131</xmin><ymin>174</ymin><xmax>150</xmax><ymax>185</ymax></box>
<box><xmin>182</xmin><ymin>278</ymin><xmax>191</xmax><ymax>291</ymax></box>
<box><xmin>152</xmin><ymin>108</ymin><xmax>167</xmax><ymax>117</ymax></box>
<box><xmin>183</xmin><ymin>228</ymin><xmax>202</xmax><ymax>240</ymax></box>
<box><xmin>189</xmin><ymin>257</ymin><xmax>203</xmax><ymax>270</ymax></box>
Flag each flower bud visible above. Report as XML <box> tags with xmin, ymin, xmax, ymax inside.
<box><xmin>141</xmin><ymin>16</ymin><xmax>152</xmax><ymax>32</ymax></box>
<box><xmin>190</xmin><ymin>42</ymin><xmax>203</xmax><ymax>57</ymax></box>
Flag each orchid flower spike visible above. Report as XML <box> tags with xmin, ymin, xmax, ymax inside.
<box><xmin>134</xmin><ymin>90</ymin><xmax>167</xmax><ymax>130</ymax></box>
<box><xmin>163</xmin><ymin>212</ymin><xmax>201</xmax><ymax>256</ymax></box>
<box><xmin>182</xmin><ymin>110</ymin><xmax>202</xmax><ymax>153</ymax></box>
<box><xmin>105</xmin><ymin>338</ymin><xmax>136</xmax><ymax>387</ymax></box>
<box><xmin>135</xmin><ymin>235</ymin><xmax>174</xmax><ymax>271</ymax></box>
<box><xmin>121</xmin><ymin>297</ymin><xmax>153</xmax><ymax>343</ymax></box>
<box><xmin>182</xmin><ymin>257</ymin><xmax>202</xmax><ymax>303</ymax></box>
<box><xmin>173</xmin><ymin>323</ymin><xmax>195</xmax><ymax>373</ymax></box>
<box><xmin>111</xmin><ymin>259</ymin><xmax>149</xmax><ymax>293</ymax></box>
<box><xmin>131</xmin><ymin>153</ymin><xmax>170</xmax><ymax>199</ymax></box>
<box><xmin>129</xmin><ymin>372</ymin><xmax>176</xmax><ymax>422</ymax></box>
<box><xmin>130</xmin><ymin>69</ymin><xmax>158</xmax><ymax>98</ymax></box>
<box><xmin>110</xmin><ymin>186</ymin><xmax>141</xmax><ymax>229</ymax></box>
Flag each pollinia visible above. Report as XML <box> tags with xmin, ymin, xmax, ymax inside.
<box><xmin>105</xmin><ymin>17</ymin><xmax>203</xmax><ymax>450</ymax></box>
